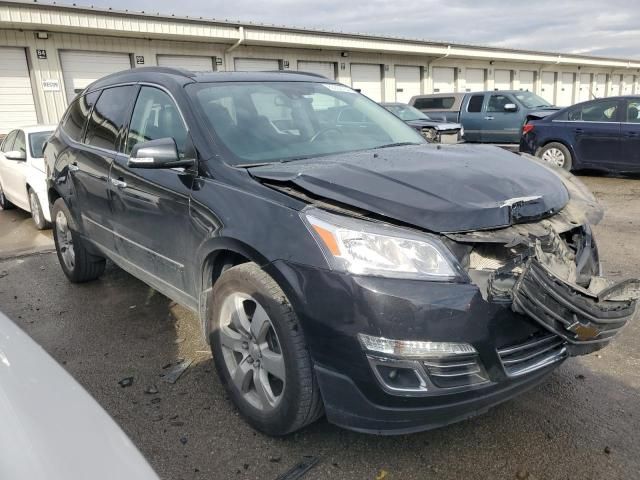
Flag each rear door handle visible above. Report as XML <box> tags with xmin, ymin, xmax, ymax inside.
<box><xmin>574</xmin><ymin>128</ymin><xmax>584</xmax><ymax>135</ymax></box>
<box><xmin>111</xmin><ymin>178</ymin><xmax>127</xmax><ymax>189</ymax></box>
<box><xmin>484</xmin><ymin>116</ymin><xmax>494</xmax><ymax>120</ymax></box>
<box><xmin>626</xmin><ymin>131</ymin><xmax>639</xmax><ymax>137</ymax></box>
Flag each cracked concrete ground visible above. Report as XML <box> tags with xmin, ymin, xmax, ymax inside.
<box><xmin>0</xmin><ymin>175</ymin><xmax>639</xmax><ymax>480</ymax></box>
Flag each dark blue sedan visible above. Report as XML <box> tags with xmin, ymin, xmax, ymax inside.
<box><xmin>520</xmin><ymin>96</ymin><xmax>640</xmax><ymax>172</ymax></box>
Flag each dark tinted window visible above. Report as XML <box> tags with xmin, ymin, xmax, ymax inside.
<box><xmin>62</xmin><ymin>91</ymin><xmax>99</xmax><ymax>142</ymax></box>
<box><xmin>13</xmin><ymin>131</ymin><xmax>26</xmax><ymax>153</ymax></box>
<box><xmin>126</xmin><ymin>87</ymin><xmax>188</xmax><ymax>155</ymax></box>
<box><xmin>467</xmin><ymin>95</ymin><xmax>484</xmax><ymax>113</ymax></box>
<box><xmin>568</xmin><ymin>100</ymin><xmax>619</xmax><ymax>122</ymax></box>
<box><xmin>487</xmin><ymin>94</ymin><xmax>515</xmax><ymax>112</ymax></box>
<box><xmin>413</xmin><ymin>96</ymin><xmax>455</xmax><ymax>110</ymax></box>
<box><xmin>85</xmin><ymin>86</ymin><xmax>137</xmax><ymax>151</ymax></box>
<box><xmin>1</xmin><ymin>130</ymin><xmax>17</xmax><ymax>152</ymax></box>
<box><xmin>29</xmin><ymin>131</ymin><xmax>53</xmax><ymax>158</ymax></box>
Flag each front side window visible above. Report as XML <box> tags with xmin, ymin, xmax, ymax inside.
<box><xmin>85</xmin><ymin>85</ymin><xmax>137</xmax><ymax>151</ymax></box>
<box><xmin>627</xmin><ymin>101</ymin><xmax>640</xmax><ymax>123</ymax></box>
<box><xmin>13</xmin><ymin>131</ymin><xmax>26</xmax><ymax>153</ymax></box>
<box><xmin>1</xmin><ymin>130</ymin><xmax>17</xmax><ymax>152</ymax></box>
<box><xmin>188</xmin><ymin>81</ymin><xmax>423</xmax><ymax>165</ymax></box>
<box><xmin>467</xmin><ymin>95</ymin><xmax>484</xmax><ymax>113</ymax></box>
<box><xmin>62</xmin><ymin>91</ymin><xmax>99</xmax><ymax>142</ymax></box>
<box><xmin>487</xmin><ymin>94</ymin><xmax>515</xmax><ymax>112</ymax></box>
<box><xmin>569</xmin><ymin>100</ymin><xmax>620</xmax><ymax>122</ymax></box>
<box><xmin>512</xmin><ymin>91</ymin><xmax>552</xmax><ymax>108</ymax></box>
<box><xmin>384</xmin><ymin>104</ymin><xmax>429</xmax><ymax>121</ymax></box>
<box><xmin>29</xmin><ymin>131</ymin><xmax>54</xmax><ymax>158</ymax></box>
<box><xmin>126</xmin><ymin>87</ymin><xmax>188</xmax><ymax>156</ymax></box>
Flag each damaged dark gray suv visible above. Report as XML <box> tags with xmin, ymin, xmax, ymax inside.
<box><xmin>44</xmin><ymin>67</ymin><xmax>638</xmax><ymax>436</ymax></box>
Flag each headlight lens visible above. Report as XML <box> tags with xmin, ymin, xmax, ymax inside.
<box><xmin>303</xmin><ymin>208</ymin><xmax>459</xmax><ymax>280</ymax></box>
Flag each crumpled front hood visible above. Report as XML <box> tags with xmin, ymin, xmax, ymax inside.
<box><xmin>405</xmin><ymin>119</ymin><xmax>462</xmax><ymax>131</ymax></box>
<box><xmin>249</xmin><ymin>144</ymin><xmax>569</xmax><ymax>233</ymax></box>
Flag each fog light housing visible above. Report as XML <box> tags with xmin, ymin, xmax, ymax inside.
<box><xmin>358</xmin><ymin>333</ymin><xmax>477</xmax><ymax>358</ymax></box>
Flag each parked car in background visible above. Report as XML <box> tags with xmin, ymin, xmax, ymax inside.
<box><xmin>409</xmin><ymin>91</ymin><xmax>559</xmax><ymax>143</ymax></box>
<box><xmin>520</xmin><ymin>96</ymin><xmax>640</xmax><ymax>172</ymax></box>
<box><xmin>0</xmin><ymin>311</ymin><xmax>159</xmax><ymax>480</ymax></box>
<box><xmin>46</xmin><ymin>68</ymin><xmax>637</xmax><ymax>436</ymax></box>
<box><xmin>381</xmin><ymin>102</ymin><xmax>464</xmax><ymax>143</ymax></box>
<box><xmin>0</xmin><ymin>125</ymin><xmax>55</xmax><ymax>229</ymax></box>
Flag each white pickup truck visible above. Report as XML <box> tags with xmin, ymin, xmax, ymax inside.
<box><xmin>0</xmin><ymin>125</ymin><xmax>55</xmax><ymax>229</ymax></box>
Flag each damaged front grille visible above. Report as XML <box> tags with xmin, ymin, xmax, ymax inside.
<box><xmin>497</xmin><ymin>333</ymin><xmax>567</xmax><ymax>377</ymax></box>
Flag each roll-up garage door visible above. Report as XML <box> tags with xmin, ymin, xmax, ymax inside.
<box><xmin>394</xmin><ymin>66</ymin><xmax>421</xmax><ymax>103</ymax></box>
<box><xmin>0</xmin><ymin>47</ymin><xmax>38</xmax><ymax>134</ymax></box>
<box><xmin>594</xmin><ymin>74</ymin><xmax>607</xmax><ymax>97</ymax></box>
<box><xmin>519</xmin><ymin>71</ymin><xmax>535</xmax><ymax>92</ymax></box>
<box><xmin>157</xmin><ymin>55</ymin><xmax>214</xmax><ymax>71</ymax></box>
<box><xmin>465</xmin><ymin>68</ymin><xmax>485</xmax><ymax>92</ymax></box>
<box><xmin>578</xmin><ymin>73</ymin><xmax>592</xmax><ymax>102</ymax></box>
<box><xmin>557</xmin><ymin>73</ymin><xmax>575</xmax><ymax>106</ymax></box>
<box><xmin>350</xmin><ymin>64</ymin><xmax>383</xmax><ymax>102</ymax></box>
<box><xmin>234</xmin><ymin>58</ymin><xmax>280</xmax><ymax>72</ymax></box>
<box><xmin>494</xmin><ymin>70</ymin><xmax>512</xmax><ymax>90</ymax></box>
<box><xmin>432</xmin><ymin>67</ymin><xmax>455</xmax><ymax>93</ymax></box>
<box><xmin>297</xmin><ymin>61</ymin><xmax>336</xmax><ymax>80</ymax></box>
<box><xmin>623</xmin><ymin>75</ymin><xmax>635</xmax><ymax>95</ymax></box>
<box><xmin>610</xmin><ymin>74</ymin><xmax>621</xmax><ymax>96</ymax></box>
<box><xmin>540</xmin><ymin>72</ymin><xmax>556</xmax><ymax>104</ymax></box>
<box><xmin>60</xmin><ymin>51</ymin><xmax>131</xmax><ymax>103</ymax></box>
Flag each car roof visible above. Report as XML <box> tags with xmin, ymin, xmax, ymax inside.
<box><xmin>86</xmin><ymin>67</ymin><xmax>337</xmax><ymax>92</ymax></box>
<box><xmin>21</xmin><ymin>125</ymin><xmax>57</xmax><ymax>134</ymax></box>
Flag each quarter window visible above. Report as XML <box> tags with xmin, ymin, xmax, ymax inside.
<box><xmin>568</xmin><ymin>100</ymin><xmax>619</xmax><ymax>122</ymax></box>
<box><xmin>126</xmin><ymin>87</ymin><xmax>188</xmax><ymax>156</ymax></box>
<box><xmin>62</xmin><ymin>91</ymin><xmax>99</xmax><ymax>142</ymax></box>
<box><xmin>627</xmin><ymin>101</ymin><xmax>640</xmax><ymax>123</ymax></box>
<box><xmin>467</xmin><ymin>95</ymin><xmax>484</xmax><ymax>113</ymax></box>
<box><xmin>85</xmin><ymin>86</ymin><xmax>137</xmax><ymax>151</ymax></box>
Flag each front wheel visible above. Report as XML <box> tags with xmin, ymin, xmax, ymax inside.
<box><xmin>29</xmin><ymin>189</ymin><xmax>50</xmax><ymax>230</ymax></box>
<box><xmin>52</xmin><ymin>198</ymin><xmax>106</xmax><ymax>283</ymax></box>
<box><xmin>210</xmin><ymin>262</ymin><xmax>323</xmax><ymax>436</ymax></box>
<box><xmin>538</xmin><ymin>142</ymin><xmax>573</xmax><ymax>171</ymax></box>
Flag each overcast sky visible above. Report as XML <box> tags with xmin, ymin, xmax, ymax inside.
<box><xmin>77</xmin><ymin>0</ymin><xmax>640</xmax><ymax>59</ymax></box>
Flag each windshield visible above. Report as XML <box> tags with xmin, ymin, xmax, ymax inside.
<box><xmin>513</xmin><ymin>91</ymin><xmax>552</xmax><ymax>109</ymax></box>
<box><xmin>28</xmin><ymin>131</ymin><xmax>53</xmax><ymax>158</ymax></box>
<box><xmin>187</xmin><ymin>82</ymin><xmax>424</xmax><ymax>165</ymax></box>
<box><xmin>383</xmin><ymin>104</ymin><xmax>430</xmax><ymax>121</ymax></box>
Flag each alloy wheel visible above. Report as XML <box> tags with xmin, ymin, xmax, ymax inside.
<box><xmin>55</xmin><ymin>210</ymin><xmax>75</xmax><ymax>270</ymax></box>
<box><xmin>218</xmin><ymin>292</ymin><xmax>286</xmax><ymax>411</ymax></box>
<box><xmin>541</xmin><ymin>147</ymin><xmax>566</xmax><ymax>168</ymax></box>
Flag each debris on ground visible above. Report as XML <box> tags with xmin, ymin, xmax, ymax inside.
<box><xmin>180</xmin><ymin>436</ymin><xmax>188</xmax><ymax>445</ymax></box>
<box><xmin>0</xmin><ymin>270</ymin><xmax>8</xmax><ymax>278</ymax></box>
<box><xmin>275</xmin><ymin>456</ymin><xmax>319</xmax><ymax>480</ymax></box>
<box><xmin>375</xmin><ymin>470</ymin><xmax>389</xmax><ymax>480</ymax></box>
<box><xmin>144</xmin><ymin>385</ymin><xmax>159</xmax><ymax>394</ymax></box>
<box><xmin>604</xmin><ymin>446</ymin><xmax>611</xmax><ymax>454</ymax></box>
<box><xmin>174</xmin><ymin>337</ymin><xmax>185</xmax><ymax>344</ymax></box>
<box><xmin>516</xmin><ymin>469</ymin><xmax>529</xmax><ymax>479</ymax></box>
<box><xmin>162</xmin><ymin>358</ymin><xmax>193</xmax><ymax>384</ymax></box>
<box><xmin>575</xmin><ymin>374</ymin><xmax>586</xmax><ymax>380</ymax></box>
<box><xmin>269</xmin><ymin>455</ymin><xmax>282</xmax><ymax>463</ymax></box>
<box><xmin>118</xmin><ymin>376</ymin><xmax>134</xmax><ymax>388</ymax></box>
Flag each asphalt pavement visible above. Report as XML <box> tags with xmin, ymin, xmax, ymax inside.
<box><xmin>0</xmin><ymin>175</ymin><xmax>639</xmax><ymax>480</ymax></box>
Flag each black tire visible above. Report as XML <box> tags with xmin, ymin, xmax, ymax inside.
<box><xmin>537</xmin><ymin>142</ymin><xmax>573</xmax><ymax>171</ymax></box>
<box><xmin>28</xmin><ymin>188</ymin><xmax>51</xmax><ymax>230</ymax></box>
<box><xmin>0</xmin><ymin>182</ymin><xmax>14</xmax><ymax>210</ymax></box>
<box><xmin>210</xmin><ymin>262</ymin><xmax>323</xmax><ymax>436</ymax></box>
<box><xmin>51</xmin><ymin>198</ymin><xmax>106</xmax><ymax>283</ymax></box>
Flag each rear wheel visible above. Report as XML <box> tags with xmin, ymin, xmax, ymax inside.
<box><xmin>52</xmin><ymin>198</ymin><xmax>106</xmax><ymax>283</ymax></box>
<box><xmin>0</xmin><ymin>183</ymin><xmax>14</xmax><ymax>210</ymax></box>
<box><xmin>28</xmin><ymin>189</ymin><xmax>50</xmax><ymax>230</ymax></box>
<box><xmin>210</xmin><ymin>262</ymin><xmax>323</xmax><ymax>436</ymax></box>
<box><xmin>538</xmin><ymin>142</ymin><xmax>573</xmax><ymax>170</ymax></box>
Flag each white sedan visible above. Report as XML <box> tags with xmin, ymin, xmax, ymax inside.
<box><xmin>0</xmin><ymin>125</ymin><xmax>56</xmax><ymax>229</ymax></box>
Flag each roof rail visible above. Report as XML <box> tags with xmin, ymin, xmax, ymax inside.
<box><xmin>128</xmin><ymin>66</ymin><xmax>196</xmax><ymax>78</ymax></box>
<box><xmin>263</xmin><ymin>70</ymin><xmax>330</xmax><ymax>79</ymax></box>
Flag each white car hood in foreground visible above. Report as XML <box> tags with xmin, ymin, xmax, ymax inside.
<box><xmin>0</xmin><ymin>312</ymin><xmax>159</xmax><ymax>480</ymax></box>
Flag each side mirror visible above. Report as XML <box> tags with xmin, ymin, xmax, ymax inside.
<box><xmin>5</xmin><ymin>150</ymin><xmax>26</xmax><ymax>161</ymax></box>
<box><xmin>504</xmin><ymin>103</ymin><xmax>517</xmax><ymax>112</ymax></box>
<box><xmin>128</xmin><ymin>138</ymin><xmax>195</xmax><ymax>169</ymax></box>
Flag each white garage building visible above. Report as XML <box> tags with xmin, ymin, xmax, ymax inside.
<box><xmin>1</xmin><ymin>0</ymin><xmax>640</xmax><ymax>133</ymax></box>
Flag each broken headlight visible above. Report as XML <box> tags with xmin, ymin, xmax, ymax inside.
<box><xmin>303</xmin><ymin>208</ymin><xmax>461</xmax><ymax>280</ymax></box>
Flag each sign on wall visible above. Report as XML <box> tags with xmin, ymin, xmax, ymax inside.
<box><xmin>136</xmin><ymin>55</ymin><xmax>145</xmax><ymax>65</ymax></box>
<box><xmin>36</xmin><ymin>49</ymin><xmax>47</xmax><ymax>59</ymax></box>
<box><xmin>42</xmin><ymin>79</ymin><xmax>60</xmax><ymax>91</ymax></box>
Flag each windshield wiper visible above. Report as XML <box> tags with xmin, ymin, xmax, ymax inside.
<box><xmin>373</xmin><ymin>142</ymin><xmax>420</xmax><ymax>149</ymax></box>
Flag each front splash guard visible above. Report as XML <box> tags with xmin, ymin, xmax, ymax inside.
<box><xmin>512</xmin><ymin>259</ymin><xmax>639</xmax><ymax>355</ymax></box>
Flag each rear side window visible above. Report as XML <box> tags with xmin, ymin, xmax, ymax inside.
<box><xmin>125</xmin><ymin>86</ymin><xmax>188</xmax><ymax>156</ymax></box>
<box><xmin>29</xmin><ymin>131</ymin><xmax>53</xmax><ymax>158</ymax></box>
<box><xmin>85</xmin><ymin>86</ymin><xmax>137</xmax><ymax>151</ymax></box>
<box><xmin>627</xmin><ymin>101</ymin><xmax>640</xmax><ymax>123</ymax></box>
<box><xmin>467</xmin><ymin>95</ymin><xmax>484</xmax><ymax>113</ymax></box>
<box><xmin>62</xmin><ymin>91</ymin><xmax>99</xmax><ymax>142</ymax></box>
<box><xmin>569</xmin><ymin>100</ymin><xmax>619</xmax><ymax>122</ymax></box>
<box><xmin>413</xmin><ymin>97</ymin><xmax>455</xmax><ymax>110</ymax></box>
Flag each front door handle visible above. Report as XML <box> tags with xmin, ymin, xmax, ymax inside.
<box><xmin>574</xmin><ymin>128</ymin><xmax>584</xmax><ymax>135</ymax></box>
<box><xmin>484</xmin><ymin>116</ymin><xmax>495</xmax><ymax>120</ymax></box>
<box><xmin>111</xmin><ymin>178</ymin><xmax>127</xmax><ymax>189</ymax></box>
<box><xmin>68</xmin><ymin>163</ymin><xmax>79</xmax><ymax>172</ymax></box>
<box><xmin>626</xmin><ymin>131</ymin><xmax>639</xmax><ymax>137</ymax></box>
